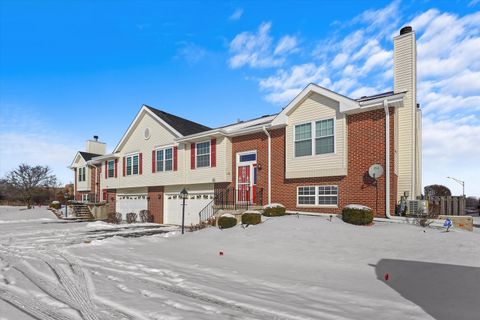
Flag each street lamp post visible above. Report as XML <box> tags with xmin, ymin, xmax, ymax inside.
<box><xmin>446</xmin><ymin>176</ymin><xmax>465</xmax><ymax>197</ymax></box>
<box><xmin>64</xmin><ymin>192</ymin><xmax>69</xmax><ymax>218</ymax></box>
<box><xmin>180</xmin><ymin>188</ymin><xmax>188</xmax><ymax>235</ymax></box>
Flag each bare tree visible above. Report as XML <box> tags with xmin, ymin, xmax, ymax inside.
<box><xmin>4</xmin><ymin>164</ymin><xmax>57</xmax><ymax>208</ymax></box>
<box><xmin>424</xmin><ymin>184</ymin><xmax>452</xmax><ymax>197</ymax></box>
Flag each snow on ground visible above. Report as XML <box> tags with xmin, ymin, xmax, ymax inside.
<box><xmin>0</xmin><ymin>206</ymin><xmax>479</xmax><ymax>320</ymax></box>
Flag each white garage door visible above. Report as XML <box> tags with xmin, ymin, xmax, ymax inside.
<box><xmin>164</xmin><ymin>193</ymin><xmax>213</xmax><ymax>226</ymax></box>
<box><xmin>116</xmin><ymin>194</ymin><xmax>148</xmax><ymax>222</ymax></box>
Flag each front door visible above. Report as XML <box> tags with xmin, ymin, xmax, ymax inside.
<box><xmin>236</xmin><ymin>151</ymin><xmax>257</xmax><ymax>204</ymax></box>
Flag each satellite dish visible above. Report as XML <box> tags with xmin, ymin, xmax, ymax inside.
<box><xmin>368</xmin><ymin>164</ymin><xmax>384</xmax><ymax>179</ymax></box>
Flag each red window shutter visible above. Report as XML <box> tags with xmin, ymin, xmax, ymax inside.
<box><xmin>211</xmin><ymin>138</ymin><xmax>216</xmax><ymax>167</ymax></box>
<box><xmin>123</xmin><ymin>157</ymin><xmax>126</xmax><ymax>176</ymax></box>
<box><xmin>173</xmin><ymin>146</ymin><xmax>178</xmax><ymax>171</ymax></box>
<box><xmin>152</xmin><ymin>150</ymin><xmax>156</xmax><ymax>173</ymax></box>
<box><xmin>104</xmin><ymin>161</ymin><xmax>108</xmax><ymax>179</ymax></box>
<box><xmin>191</xmin><ymin>143</ymin><xmax>196</xmax><ymax>169</ymax></box>
<box><xmin>114</xmin><ymin>159</ymin><xmax>118</xmax><ymax>177</ymax></box>
<box><xmin>139</xmin><ymin>153</ymin><xmax>143</xmax><ymax>175</ymax></box>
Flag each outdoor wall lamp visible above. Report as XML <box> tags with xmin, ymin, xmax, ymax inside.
<box><xmin>257</xmin><ymin>163</ymin><xmax>262</xmax><ymax>170</ymax></box>
<box><xmin>157</xmin><ymin>194</ymin><xmax>162</xmax><ymax>199</ymax></box>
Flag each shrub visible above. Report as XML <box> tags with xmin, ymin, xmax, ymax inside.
<box><xmin>241</xmin><ymin>211</ymin><xmax>261</xmax><ymax>225</ymax></box>
<box><xmin>126</xmin><ymin>212</ymin><xmax>137</xmax><ymax>224</ymax></box>
<box><xmin>218</xmin><ymin>215</ymin><xmax>237</xmax><ymax>229</ymax></box>
<box><xmin>342</xmin><ymin>205</ymin><xmax>373</xmax><ymax>225</ymax></box>
<box><xmin>49</xmin><ymin>201</ymin><xmax>61</xmax><ymax>210</ymax></box>
<box><xmin>263</xmin><ymin>204</ymin><xmax>286</xmax><ymax>217</ymax></box>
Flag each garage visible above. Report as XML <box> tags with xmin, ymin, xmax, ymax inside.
<box><xmin>116</xmin><ymin>193</ymin><xmax>148</xmax><ymax>222</ymax></box>
<box><xmin>164</xmin><ymin>192</ymin><xmax>213</xmax><ymax>226</ymax></box>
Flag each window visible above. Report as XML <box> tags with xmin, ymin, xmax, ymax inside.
<box><xmin>196</xmin><ymin>141</ymin><xmax>210</xmax><ymax>168</ymax></box>
<box><xmin>156</xmin><ymin>147</ymin><xmax>173</xmax><ymax>172</ymax></box>
<box><xmin>294</xmin><ymin>123</ymin><xmax>312</xmax><ymax>157</ymax></box>
<box><xmin>316</xmin><ymin>119</ymin><xmax>334</xmax><ymax>155</ymax></box>
<box><xmin>239</xmin><ymin>153</ymin><xmax>256</xmax><ymax>162</ymax></box>
<box><xmin>294</xmin><ymin>118</ymin><xmax>335</xmax><ymax>157</ymax></box>
<box><xmin>298</xmin><ymin>186</ymin><xmax>316</xmax><ymax>205</ymax></box>
<box><xmin>126</xmin><ymin>154</ymin><xmax>139</xmax><ymax>176</ymax></box>
<box><xmin>297</xmin><ymin>185</ymin><xmax>338</xmax><ymax>206</ymax></box>
<box><xmin>108</xmin><ymin>160</ymin><xmax>115</xmax><ymax>178</ymax></box>
<box><xmin>318</xmin><ymin>186</ymin><xmax>338</xmax><ymax>205</ymax></box>
<box><xmin>78</xmin><ymin>167</ymin><xmax>86</xmax><ymax>182</ymax></box>
<box><xmin>81</xmin><ymin>194</ymin><xmax>89</xmax><ymax>202</ymax></box>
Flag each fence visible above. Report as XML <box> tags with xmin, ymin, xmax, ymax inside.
<box><xmin>426</xmin><ymin>196</ymin><xmax>466</xmax><ymax>216</ymax></box>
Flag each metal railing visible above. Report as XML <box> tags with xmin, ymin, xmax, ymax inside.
<box><xmin>198</xmin><ymin>187</ymin><xmax>264</xmax><ymax>224</ymax></box>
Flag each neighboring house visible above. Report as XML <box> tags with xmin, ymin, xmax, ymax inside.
<box><xmin>70</xmin><ymin>27</ymin><xmax>422</xmax><ymax>224</ymax></box>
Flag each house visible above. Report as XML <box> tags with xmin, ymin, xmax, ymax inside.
<box><xmin>69</xmin><ymin>26</ymin><xmax>421</xmax><ymax>224</ymax></box>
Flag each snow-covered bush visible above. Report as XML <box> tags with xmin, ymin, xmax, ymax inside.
<box><xmin>342</xmin><ymin>205</ymin><xmax>373</xmax><ymax>225</ymax></box>
<box><xmin>218</xmin><ymin>214</ymin><xmax>237</xmax><ymax>229</ymax></box>
<box><xmin>49</xmin><ymin>201</ymin><xmax>61</xmax><ymax>210</ymax></box>
<box><xmin>241</xmin><ymin>211</ymin><xmax>261</xmax><ymax>225</ymax></box>
<box><xmin>263</xmin><ymin>203</ymin><xmax>286</xmax><ymax>217</ymax></box>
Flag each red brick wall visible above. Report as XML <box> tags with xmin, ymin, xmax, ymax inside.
<box><xmin>231</xmin><ymin>132</ymin><xmax>269</xmax><ymax>202</ymax></box>
<box><xmin>345</xmin><ymin>107</ymin><xmax>396</xmax><ymax>216</ymax></box>
<box><xmin>228</xmin><ymin>108</ymin><xmax>397</xmax><ymax>217</ymax></box>
<box><xmin>148</xmin><ymin>186</ymin><xmax>164</xmax><ymax>224</ymax></box>
<box><xmin>107</xmin><ymin>190</ymin><xmax>116</xmax><ymax>215</ymax></box>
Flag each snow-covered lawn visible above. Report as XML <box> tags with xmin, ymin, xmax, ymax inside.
<box><xmin>0</xmin><ymin>206</ymin><xmax>479</xmax><ymax>320</ymax></box>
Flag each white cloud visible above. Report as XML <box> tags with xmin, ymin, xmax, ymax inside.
<box><xmin>229</xmin><ymin>8</ymin><xmax>243</xmax><ymax>21</ymax></box>
<box><xmin>228</xmin><ymin>22</ymin><xmax>298</xmax><ymax>69</ymax></box>
<box><xmin>176</xmin><ymin>42</ymin><xmax>206</xmax><ymax>64</ymax></box>
<box><xmin>274</xmin><ymin>35</ymin><xmax>299</xmax><ymax>55</ymax></box>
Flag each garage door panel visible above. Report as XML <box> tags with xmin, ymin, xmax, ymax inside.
<box><xmin>116</xmin><ymin>194</ymin><xmax>148</xmax><ymax>222</ymax></box>
<box><xmin>164</xmin><ymin>193</ymin><xmax>213</xmax><ymax>226</ymax></box>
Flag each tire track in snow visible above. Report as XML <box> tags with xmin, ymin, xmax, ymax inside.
<box><xmin>80</xmin><ymin>257</ymin><xmax>313</xmax><ymax>320</ymax></box>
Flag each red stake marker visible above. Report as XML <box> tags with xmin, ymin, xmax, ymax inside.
<box><xmin>384</xmin><ymin>273</ymin><xmax>389</xmax><ymax>281</ymax></box>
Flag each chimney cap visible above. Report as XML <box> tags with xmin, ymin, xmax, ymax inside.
<box><xmin>400</xmin><ymin>26</ymin><xmax>413</xmax><ymax>35</ymax></box>
<box><xmin>93</xmin><ymin>135</ymin><xmax>99</xmax><ymax>141</ymax></box>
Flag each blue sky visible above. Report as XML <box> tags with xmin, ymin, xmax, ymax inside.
<box><xmin>1</xmin><ymin>0</ymin><xmax>479</xmax><ymax>196</ymax></box>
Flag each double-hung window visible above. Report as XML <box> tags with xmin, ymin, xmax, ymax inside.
<box><xmin>126</xmin><ymin>154</ymin><xmax>139</xmax><ymax>176</ymax></box>
<box><xmin>78</xmin><ymin>167</ymin><xmax>86</xmax><ymax>182</ymax></box>
<box><xmin>316</xmin><ymin>119</ymin><xmax>334</xmax><ymax>154</ymax></box>
<box><xmin>297</xmin><ymin>185</ymin><xmax>338</xmax><ymax>206</ymax></box>
<box><xmin>107</xmin><ymin>160</ymin><xmax>115</xmax><ymax>178</ymax></box>
<box><xmin>294</xmin><ymin>123</ymin><xmax>312</xmax><ymax>157</ymax></box>
<box><xmin>294</xmin><ymin>118</ymin><xmax>335</xmax><ymax>157</ymax></box>
<box><xmin>196</xmin><ymin>141</ymin><xmax>210</xmax><ymax>168</ymax></box>
<box><xmin>156</xmin><ymin>147</ymin><xmax>173</xmax><ymax>172</ymax></box>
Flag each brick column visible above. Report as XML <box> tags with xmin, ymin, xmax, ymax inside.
<box><xmin>148</xmin><ymin>186</ymin><xmax>164</xmax><ymax>224</ymax></box>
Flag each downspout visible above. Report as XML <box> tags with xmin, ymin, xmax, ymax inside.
<box><xmin>262</xmin><ymin>126</ymin><xmax>272</xmax><ymax>204</ymax></box>
<box><xmin>383</xmin><ymin>100</ymin><xmax>392</xmax><ymax>218</ymax></box>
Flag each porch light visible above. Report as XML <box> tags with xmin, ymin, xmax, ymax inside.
<box><xmin>180</xmin><ymin>188</ymin><xmax>188</xmax><ymax>235</ymax></box>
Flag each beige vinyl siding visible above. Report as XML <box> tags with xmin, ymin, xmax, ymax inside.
<box><xmin>285</xmin><ymin>93</ymin><xmax>348</xmax><ymax>179</ymax></box>
<box><xmin>185</xmin><ymin>136</ymin><xmax>232</xmax><ymax>184</ymax></box>
<box><xmin>74</xmin><ymin>158</ymin><xmax>91</xmax><ymax>191</ymax></box>
<box><xmin>101</xmin><ymin>110</ymin><xmax>232</xmax><ymax>191</ymax></box>
<box><xmin>394</xmin><ymin>31</ymin><xmax>419</xmax><ymax>199</ymax></box>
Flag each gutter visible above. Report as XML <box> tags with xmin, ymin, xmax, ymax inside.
<box><xmin>383</xmin><ymin>100</ymin><xmax>392</xmax><ymax>219</ymax></box>
<box><xmin>262</xmin><ymin>125</ymin><xmax>272</xmax><ymax>204</ymax></box>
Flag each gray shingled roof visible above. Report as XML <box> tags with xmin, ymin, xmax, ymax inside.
<box><xmin>79</xmin><ymin>151</ymin><xmax>101</xmax><ymax>161</ymax></box>
<box><xmin>145</xmin><ymin>105</ymin><xmax>211</xmax><ymax>136</ymax></box>
<box><xmin>355</xmin><ymin>91</ymin><xmax>395</xmax><ymax>102</ymax></box>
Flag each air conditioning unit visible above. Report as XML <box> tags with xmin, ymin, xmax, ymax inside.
<box><xmin>407</xmin><ymin>200</ymin><xmax>428</xmax><ymax>216</ymax></box>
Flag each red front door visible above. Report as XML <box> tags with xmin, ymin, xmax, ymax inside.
<box><xmin>237</xmin><ymin>165</ymin><xmax>250</xmax><ymax>203</ymax></box>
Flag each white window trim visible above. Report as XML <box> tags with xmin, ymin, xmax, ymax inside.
<box><xmin>107</xmin><ymin>160</ymin><xmax>115</xmax><ymax>178</ymax></box>
<box><xmin>236</xmin><ymin>150</ymin><xmax>257</xmax><ymax>164</ymax></box>
<box><xmin>195</xmin><ymin>140</ymin><xmax>211</xmax><ymax>169</ymax></box>
<box><xmin>125</xmin><ymin>153</ymin><xmax>140</xmax><ymax>176</ymax></box>
<box><xmin>155</xmin><ymin>147</ymin><xmax>174</xmax><ymax>173</ymax></box>
<box><xmin>296</xmin><ymin>185</ymin><xmax>339</xmax><ymax>208</ymax></box>
<box><xmin>78</xmin><ymin>167</ymin><xmax>87</xmax><ymax>182</ymax></box>
<box><xmin>293</xmin><ymin>117</ymin><xmax>336</xmax><ymax>158</ymax></box>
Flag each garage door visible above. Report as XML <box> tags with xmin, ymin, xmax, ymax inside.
<box><xmin>116</xmin><ymin>194</ymin><xmax>148</xmax><ymax>222</ymax></box>
<box><xmin>164</xmin><ymin>193</ymin><xmax>213</xmax><ymax>226</ymax></box>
